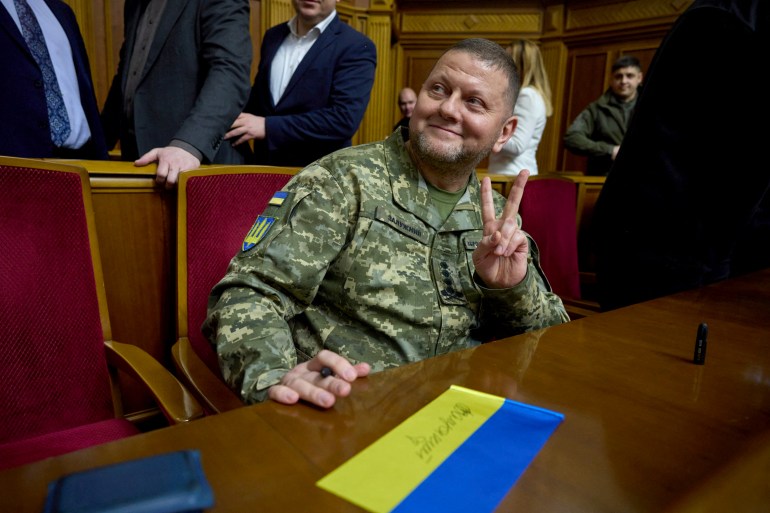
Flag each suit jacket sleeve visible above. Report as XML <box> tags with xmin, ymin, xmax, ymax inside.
<box><xmin>171</xmin><ymin>0</ymin><xmax>252</xmax><ymax>161</ymax></box>
<box><xmin>102</xmin><ymin>0</ymin><xmax>252</xmax><ymax>161</ymax></box>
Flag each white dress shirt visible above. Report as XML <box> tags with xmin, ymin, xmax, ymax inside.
<box><xmin>269</xmin><ymin>10</ymin><xmax>336</xmax><ymax>105</ymax></box>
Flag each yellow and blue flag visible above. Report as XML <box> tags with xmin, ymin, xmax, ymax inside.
<box><xmin>317</xmin><ymin>385</ymin><xmax>563</xmax><ymax>513</ymax></box>
<box><xmin>268</xmin><ymin>191</ymin><xmax>288</xmax><ymax>206</ymax></box>
<box><xmin>242</xmin><ymin>215</ymin><xmax>275</xmax><ymax>252</ymax></box>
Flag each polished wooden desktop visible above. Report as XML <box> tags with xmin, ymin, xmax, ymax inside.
<box><xmin>2</xmin><ymin>270</ymin><xmax>769</xmax><ymax>512</ymax></box>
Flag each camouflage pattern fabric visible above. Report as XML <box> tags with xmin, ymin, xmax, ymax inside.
<box><xmin>203</xmin><ymin>129</ymin><xmax>569</xmax><ymax>404</ymax></box>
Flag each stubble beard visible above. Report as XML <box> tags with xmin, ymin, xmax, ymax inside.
<box><xmin>410</xmin><ymin>130</ymin><xmax>491</xmax><ymax>182</ymax></box>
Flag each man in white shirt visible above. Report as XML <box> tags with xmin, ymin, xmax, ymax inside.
<box><xmin>226</xmin><ymin>0</ymin><xmax>377</xmax><ymax>167</ymax></box>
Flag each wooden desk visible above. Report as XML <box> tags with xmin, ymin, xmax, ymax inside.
<box><xmin>2</xmin><ymin>270</ymin><xmax>769</xmax><ymax>512</ymax></box>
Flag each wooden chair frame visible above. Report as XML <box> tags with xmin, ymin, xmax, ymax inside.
<box><xmin>0</xmin><ymin>156</ymin><xmax>203</xmax><ymax>444</ymax></box>
<box><xmin>172</xmin><ymin>166</ymin><xmax>299</xmax><ymax>414</ymax></box>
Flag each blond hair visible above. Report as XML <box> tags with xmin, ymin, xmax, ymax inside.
<box><xmin>509</xmin><ymin>40</ymin><xmax>553</xmax><ymax>117</ymax></box>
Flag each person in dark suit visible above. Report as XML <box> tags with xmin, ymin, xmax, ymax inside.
<box><xmin>101</xmin><ymin>0</ymin><xmax>252</xmax><ymax>187</ymax></box>
<box><xmin>0</xmin><ymin>0</ymin><xmax>107</xmax><ymax>159</ymax></box>
<box><xmin>225</xmin><ymin>0</ymin><xmax>376</xmax><ymax>167</ymax></box>
<box><xmin>593</xmin><ymin>0</ymin><xmax>769</xmax><ymax>311</ymax></box>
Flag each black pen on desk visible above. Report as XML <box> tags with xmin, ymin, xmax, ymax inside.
<box><xmin>693</xmin><ymin>322</ymin><xmax>708</xmax><ymax>365</ymax></box>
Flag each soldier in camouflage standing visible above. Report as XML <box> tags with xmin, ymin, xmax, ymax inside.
<box><xmin>203</xmin><ymin>38</ymin><xmax>569</xmax><ymax>409</ymax></box>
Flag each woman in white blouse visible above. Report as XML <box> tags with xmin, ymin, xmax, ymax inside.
<box><xmin>488</xmin><ymin>40</ymin><xmax>553</xmax><ymax>175</ymax></box>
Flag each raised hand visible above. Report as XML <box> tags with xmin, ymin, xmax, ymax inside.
<box><xmin>472</xmin><ymin>170</ymin><xmax>530</xmax><ymax>288</ymax></box>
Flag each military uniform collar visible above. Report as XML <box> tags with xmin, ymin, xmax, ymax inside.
<box><xmin>384</xmin><ymin>128</ymin><xmax>483</xmax><ymax>232</ymax></box>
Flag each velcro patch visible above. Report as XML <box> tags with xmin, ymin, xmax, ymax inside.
<box><xmin>268</xmin><ymin>191</ymin><xmax>288</xmax><ymax>207</ymax></box>
<box><xmin>242</xmin><ymin>216</ymin><xmax>276</xmax><ymax>252</ymax></box>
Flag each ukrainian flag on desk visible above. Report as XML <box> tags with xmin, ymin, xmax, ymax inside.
<box><xmin>317</xmin><ymin>386</ymin><xmax>564</xmax><ymax>513</ymax></box>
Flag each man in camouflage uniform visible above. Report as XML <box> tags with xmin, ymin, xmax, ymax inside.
<box><xmin>203</xmin><ymin>38</ymin><xmax>569</xmax><ymax>408</ymax></box>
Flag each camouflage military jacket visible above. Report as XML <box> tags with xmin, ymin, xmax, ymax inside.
<box><xmin>203</xmin><ymin>130</ymin><xmax>568</xmax><ymax>403</ymax></box>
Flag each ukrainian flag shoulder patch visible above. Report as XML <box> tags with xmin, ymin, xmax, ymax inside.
<box><xmin>242</xmin><ymin>215</ymin><xmax>276</xmax><ymax>252</ymax></box>
<box><xmin>268</xmin><ymin>191</ymin><xmax>288</xmax><ymax>207</ymax></box>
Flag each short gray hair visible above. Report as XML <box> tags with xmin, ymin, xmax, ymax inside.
<box><xmin>442</xmin><ymin>38</ymin><xmax>520</xmax><ymax>115</ymax></box>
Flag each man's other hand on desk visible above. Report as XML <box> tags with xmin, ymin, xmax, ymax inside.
<box><xmin>269</xmin><ymin>349</ymin><xmax>371</xmax><ymax>408</ymax></box>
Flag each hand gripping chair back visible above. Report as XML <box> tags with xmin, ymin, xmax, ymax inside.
<box><xmin>174</xmin><ymin>166</ymin><xmax>298</xmax><ymax>414</ymax></box>
<box><xmin>0</xmin><ymin>157</ymin><xmax>202</xmax><ymax>470</ymax></box>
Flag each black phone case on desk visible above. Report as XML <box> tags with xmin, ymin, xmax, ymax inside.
<box><xmin>43</xmin><ymin>449</ymin><xmax>214</xmax><ymax>513</ymax></box>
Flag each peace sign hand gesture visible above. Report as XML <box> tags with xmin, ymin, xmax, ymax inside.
<box><xmin>472</xmin><ymin>170</ymin><xmax>530</xmax><ymax>289</ymax></box>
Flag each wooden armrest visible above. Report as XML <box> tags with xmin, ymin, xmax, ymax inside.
<box><xmin>105</xmin><ymin>340</ymin><xmax>204</xmax><ymax>424</ymax></box>
<box><xmin>171</xmin><ymin>338</ymin><xmax>244</xmax><ymax>414</ymax></box>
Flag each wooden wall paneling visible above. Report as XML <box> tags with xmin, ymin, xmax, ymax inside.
<box><xmin>249</xmin><ymin>1</ymin><xmax>263</xmax><ymax>77</ymax></box>
<box><xmin>89</xmin><ymin>180</ymin><xmax>174</xmax><ymax>355</ymax></box>
<box><xmin>398</xmin><ymin>10</ymin><xmax>541</xmax><ymax>40</ymax></box>
<box><xmin>402</xmin><ymin>47</ymin><xmax>444</xmax><ymax>92</ymax></box>
<box><xmin>90</xmin><ymin>174</ymin><xmax>175</xmax><ymax>416</ymax></box>
<box><xmin>358</xmin><ymin>9</ymin><xmax>396</xmax><ymax>142</ymax></box>
<box><xmin>261</xmin><ymin>0</ymin><xmax>294</xmax><ymax>37</ymax></box>
<box><xmin>563</xmin><ymin>0</ymin><xmax>692</xmax><ymax>36</ymax></box>
<box><xmin>337</xmin><ymin>3</ymin><xmax>396</xmax><ymax>144</ymax></box>
<box><xmin>65</xmin><ymin>1</ymin><xmax>111</xmax><ymax>110</ymax></box>
<box><xmin>538</xmin><ymin>41</ymin><xmax>567</xmax><ymax>174</ymax></box>
<box><xmin>107</xmin><ymin>0</ymin><xmax>124</xmax><ymax>100</ymax></box>
<box><xmin>392</xmin><ymin>44</ymin><xmax>406</xmax><ymax>129</ymax></box>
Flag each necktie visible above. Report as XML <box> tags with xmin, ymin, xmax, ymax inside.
<box><xmin>14</xmin><ymin>0</ymin><xmax>70</xmax><ymax>146</ymax></box>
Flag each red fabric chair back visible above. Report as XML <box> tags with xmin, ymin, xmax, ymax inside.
<box><xmin>178</xmin><ymin>167</ymin><xmax>297</xmax><ymax>374</ymax></box>
<box><xmin>518</xmin><ymin>176</ymin><xmax>582</xmax><ymax>300</ymax></box>
<box><xmin>0</xmin><ymin>160</ymin><xmax>114</xmax><ymax>444</ymax></box>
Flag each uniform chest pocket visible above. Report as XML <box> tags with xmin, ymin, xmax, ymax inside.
<box><xmin>335</xmin><ymin>206</ymin><xmax>432</xmax><ymax>314</ymax></box>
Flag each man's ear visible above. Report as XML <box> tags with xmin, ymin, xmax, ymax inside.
<box><xmin>492</xmin><ymin>116</ymin><xmax>517</xmax><ymax>153</ymax></box>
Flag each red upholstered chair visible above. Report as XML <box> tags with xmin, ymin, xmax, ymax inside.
<box><xmin>172</xmin><ymin>166</ymin><xmax>299</xmax><ymax>414</ymax></box>
<box><xmin>518</xmin><ymin>174</ymin><xmax>583</xmax><ymax>301</ymax></box>
<box><xmin>0</xmin><ymin>157</ymin><xmax>203</xmax><ymax>471</ymax></box>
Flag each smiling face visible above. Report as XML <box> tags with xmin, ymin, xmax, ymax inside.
<box><xmin>407</xmin><ymin>49</ymin><xmax>517</xmax><ymax>188</ymax></box>
<box><xmin>610</xmin><ymin>66</ymin><xmax>643</xmax><ymax>103</ymax></box>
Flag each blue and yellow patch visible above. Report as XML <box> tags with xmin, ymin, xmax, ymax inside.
<box><xmin>242</xmin><ymin>215</ymin><xmax>276</xmax><ymax>252</ymax></box>
<box><xmin>268</xmin><ymin>191</ymin><xmax>288</xmax><ymax>207</ymax></box>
